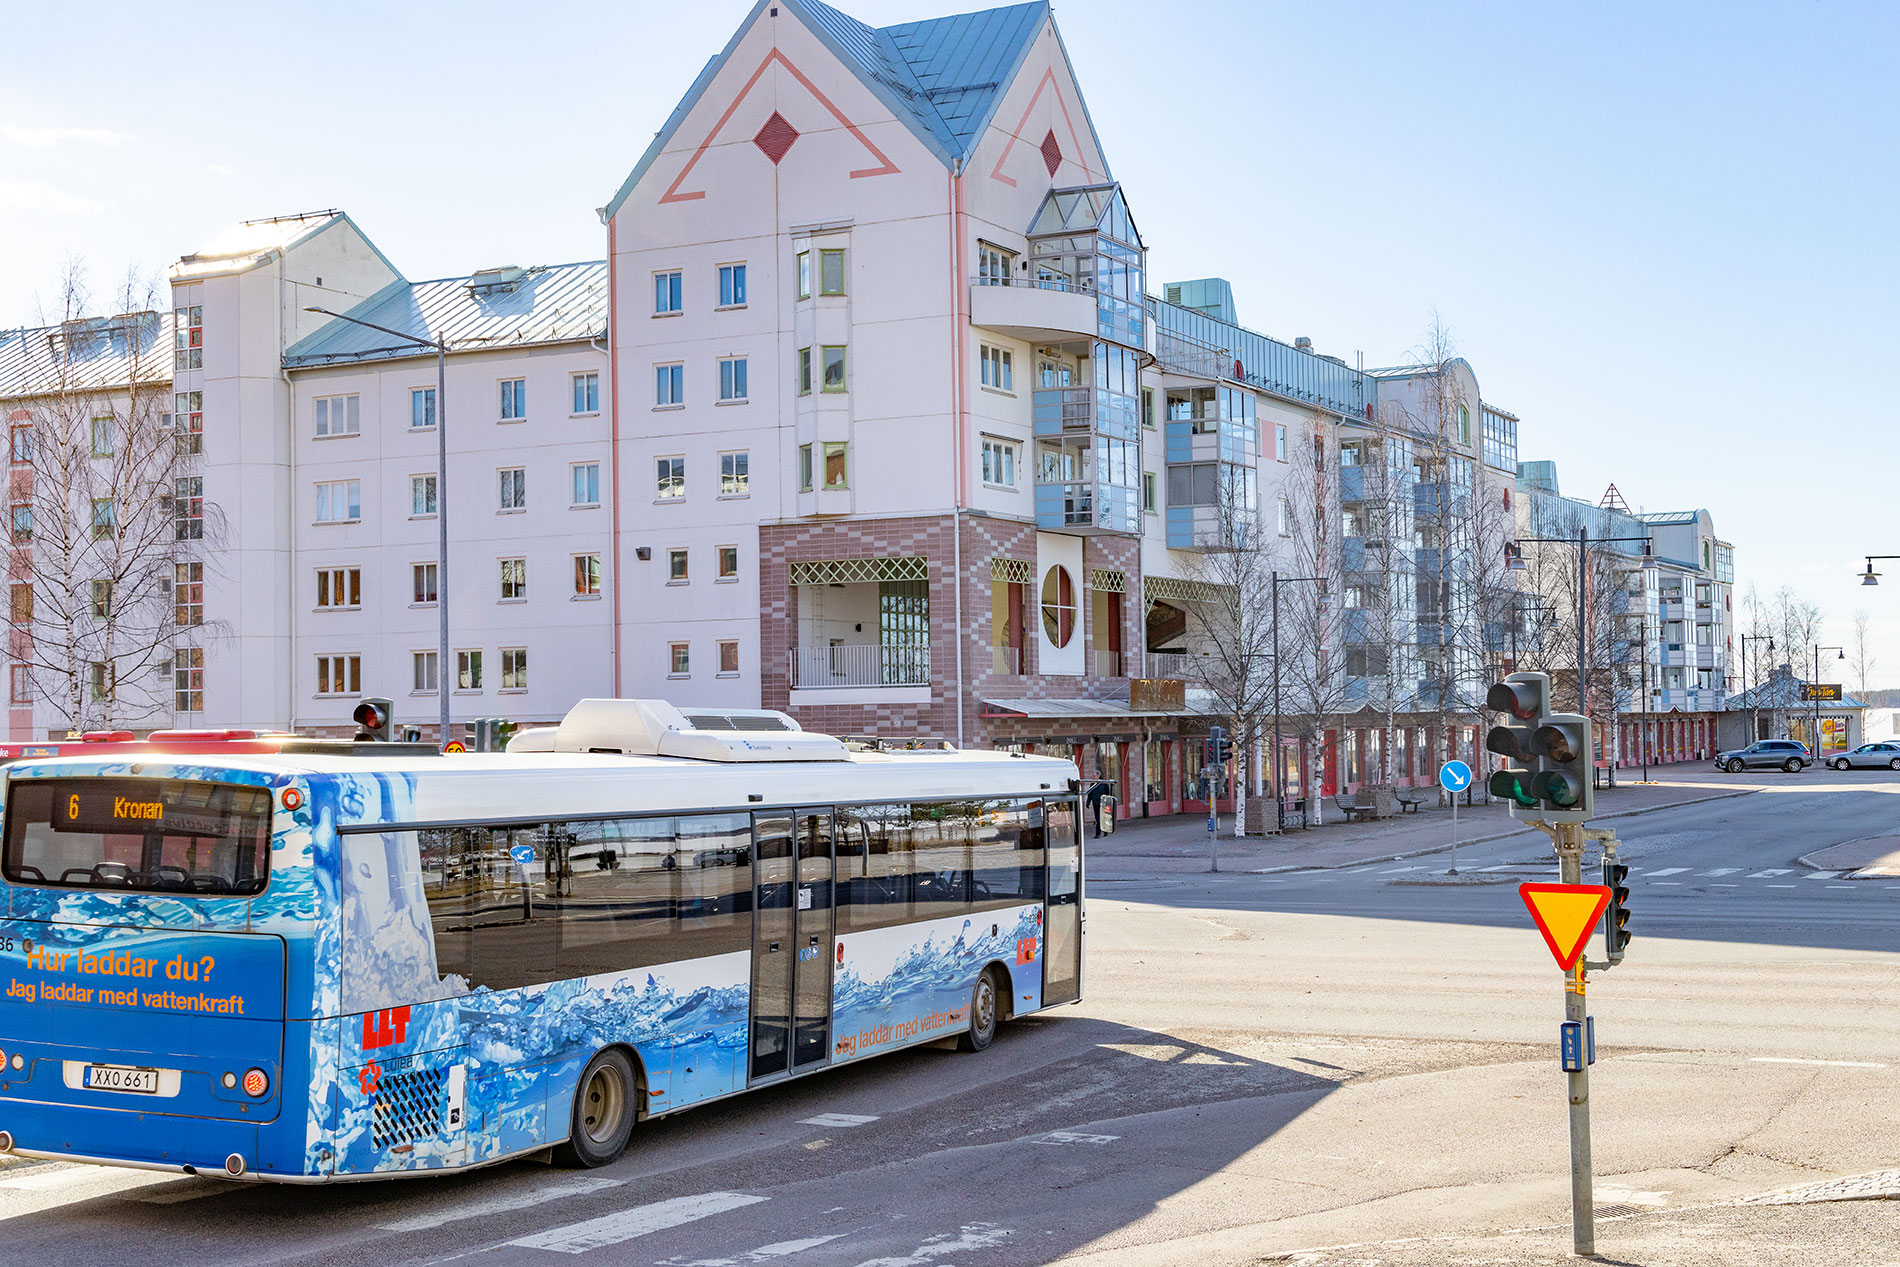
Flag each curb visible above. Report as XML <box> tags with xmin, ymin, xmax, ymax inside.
<box><xmin>1795</xmin><ymin>834</ymin><xmax>1900</xmax><ymax>877</ymax></box>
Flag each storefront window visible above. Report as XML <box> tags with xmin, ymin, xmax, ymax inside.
<box><xmin>1145</xmin><ymin>742</ymin><xmax>1166</xmax><ymax>802</ymax></box>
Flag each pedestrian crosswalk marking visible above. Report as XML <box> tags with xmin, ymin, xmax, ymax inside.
<box><xmin>1803</xmin><ymin>871</ymin><xmax>1841</xmax><ymax>881</ymax></box>
<box><xmin>1748</xmin><ymin>869</ymin><xmax>1793</xmax><ymax>879</ymax></box>
<box><xmin>1644</xmin><ymin>867</ymin><xmax>1689</xmax><ymax>877</ymax></box>
<box><xmin>1705</xmin><ymin>868</ymin><xmax>1741</xmax><ymax>876</ymax></box>
<box><xmin>508</xmin><ymin>1191</ymin><xmax>767</xmax><ymax>1254</ymax></box>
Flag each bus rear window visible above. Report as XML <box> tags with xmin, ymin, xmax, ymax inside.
<box><xmin>3</xmin><ymin>778</ymin><xmax>272</xmax><ymax>895</ymax></box>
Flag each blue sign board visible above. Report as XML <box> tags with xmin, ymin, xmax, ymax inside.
<box><xmin>509</xmin><ymin>843</ymin><xmax>535</xmax><ymax>867</ymax></box>
<box><xmin>1438</xmin><ymin>760</ymin><xmax>1472</xmax><ymax>793</ymax></box>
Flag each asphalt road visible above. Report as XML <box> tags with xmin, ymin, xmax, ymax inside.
<box><xmin>0</xmin><ymin>766</ymin><xmax>1895</xmax><ymax>1266</ymax></box>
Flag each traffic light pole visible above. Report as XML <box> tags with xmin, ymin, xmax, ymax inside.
<box><xmin>1555</xmin><ymin>819</ymin><xmax>1596</xmax><ymax>1258</ymax></box>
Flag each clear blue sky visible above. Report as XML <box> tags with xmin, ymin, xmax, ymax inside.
<box><xmin>3</xmin><ymin>0</ymin><xmax>1894</xmax><ymax>680</ymax></box>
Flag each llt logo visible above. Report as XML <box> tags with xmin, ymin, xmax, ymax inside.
<box><xmin>362</xmin><ymin>1006</ymin><xmax>411</xmax><ymax>1050</ymax></box>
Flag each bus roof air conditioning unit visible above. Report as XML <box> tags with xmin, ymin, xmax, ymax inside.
<box><xmin>548</xmin><ymin>698</ymin><xmax>849</xmax><ymax>762</ymax></box>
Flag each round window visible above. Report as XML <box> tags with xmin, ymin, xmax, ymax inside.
<box><xmin>1040</xmin><ymin>565</ymin><xmax>1076</xmax><ymax>648</ymax></box>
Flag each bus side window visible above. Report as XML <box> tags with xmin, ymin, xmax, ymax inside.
<box><xmin>971</xmin><ymin>799</ymin><xmax>1045</xmax><ymax>909</ymax></box>
<box><xmin>838</xmin><ymin>804</ymin><xmax>913</xmax><ymax>933</ymax></box>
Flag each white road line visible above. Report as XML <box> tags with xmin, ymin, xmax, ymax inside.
<box><xmin>1751</xmin><ymin>1057</ymin><xmax>1888</xmax><ymax>1069</ymax></box>
<box><xmin>375</xmin><ymin>1176</ymin><xmax>624</xmax><ymax>1232</ymax></box>
<box><xmin>1767</xmin><ymin>884</ymin><xmax>1797</xmax><ymax>888</ymax></box>
<box><xmin>1712</xmin><ymin>883</ymin><xmax>1740</xmax><ymax>888</ymax></box>
<box><xmin>1804</xmin><ymin>871</ymin><xmax>1842</xmax><ymax>881</ymax></box>
<box><xmin>800</xmin><ymin>1113</ymin><xmax>878</xmax><ymax>1128</ymax></box>
<box><xmin>1828</xmin><ymin>885</ymin><xmax>1856</xmax><ymax>890</ymax></box>
<box><xmin>1653</xmin><ymin>881</ymin><xmax>1683</xmax><ymax>886</ymax></box>
<box><xmin>1748</xmin><ymin>869</ymin><xmax>1793</xmax><ymax>879</ymax></box>
<box><xmin>0</xmin><ymin>1165</ymin><xmax>106</xmax><ymax>1191</ymax></box>
<box><xmin>1379</xmin><ymin>865</ymin><xmax>1429</xmax><ymax>874</ymax></box>
<box><xmin>1704</xmin><ymin>868</ymin><xmax>1742</xmax><ymax>877</ymax></box>
<box><xmin>1644</xmin><ymin>867</ymin><xmax>1689</xmax><ymax>877</ymax></box>
<box><xmin>508</xmin><ymin>1191</ymin><xmax>766</xmax><ymax>1254</ymax></box>
<box><xmin>1035</xmin><ymin>1131</ymin><xmax>1119</xmax><ymax>1145</ymax></box>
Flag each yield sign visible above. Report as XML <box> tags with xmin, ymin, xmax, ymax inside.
<box><xmin>1519</xmin><ymin>883</ymin><xmax>1611</xmax><ymax>971</ymax></box>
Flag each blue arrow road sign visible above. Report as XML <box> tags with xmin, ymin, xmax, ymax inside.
<box><xmin>1439</xmin><ymin>759</ymin><xmax>1472</xmax><ymax>792</ymax></box>
<box><xmin>509</xmin><ymin>843</ymin><xmax>535</xmax><ymax>867</ymax></box>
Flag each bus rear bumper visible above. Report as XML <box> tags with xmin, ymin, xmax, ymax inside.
<box><xmin>0</xmin><ymin>1107</ymin><xmax>316</xmax><ymax>1182</ymax></box>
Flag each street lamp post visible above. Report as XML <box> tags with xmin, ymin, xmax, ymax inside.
<box><xmin>1859</xmin><ymin>555</ymin><xmax>1900</xmax><ymax>586</ymax></box>
<box><xmin>1812</xmin><ymin>643</ymin><xmax>1846</xmax><ymax>760</ymax></box>
<box><xmin>304</xmin><ymin>306</ymin><xmax>449</xmax><ymax>743</ymax></box>
<box><xmin>1271</xmin><ymin>570</ymin><xmax>1326</xmax><ymax>832</ymax></box>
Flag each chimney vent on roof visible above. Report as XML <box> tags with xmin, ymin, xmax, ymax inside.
<box><xmin>1295</xmin><ymin>336</ymin><xmax>1314</xmax><ymax>353</ymax></box>
<box><xmin>468</xmin><ymin>266</ymin><xmax>527</xmax><ymax>296</ymax></box>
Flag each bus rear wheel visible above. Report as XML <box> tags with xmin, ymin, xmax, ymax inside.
<box><xmin>958</xmin><ymin>970</ymin><xmax>1000</xmax><ymax>1053</ymax></box>
<box><xmin>555</xmin><ymin>1048</ymin><xmax>637</xmax><ymax>1168</ymax></box>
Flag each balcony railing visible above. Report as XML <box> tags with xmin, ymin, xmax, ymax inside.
<box><xmin>1146</xmin><ymin>651</ymin><xmax>1191</xmax><ymax>679</ymax></box>
<box><xmin>990</xmin><ymin>645</ymin><xmax>1022</xmax><ymax>675</ymax></box>
<box><xmin>1092</xmin><ymin>650</ymin><xmax>1125</xmax><ymax>678</ymax></box>
<box><xmin>789</xmin><ymin>644</ymin><xmax>930</xmax><ymax>689</ymax></box>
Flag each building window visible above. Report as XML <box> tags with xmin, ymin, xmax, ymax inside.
<box><xmin>822</xmin><ymin>345</ymin><xmax>847</xmax><ymax>392</ymax></box>
<box><xmin>315</xmin><ymin>394</ymin><xmax>360</xmax><ymax>437</ymax></box>
<box><xmin>667</xmin><ymin>548</ymin><xmax>688</xmax><ymax>582</ymax></box>
<box><xmin>719</xmin><ymin>640</ymin><xmax>740</xmax><ymax>675</ymax></box>
<box><xmin>718</xmin><ymin>264</ymin><xmax>747</xmax><ymax>307</ymax></box>
<box><xmin>9</xmin><ymin>504</ymin><xmax>30</xmax><ymax>543</ymax></box>
<box><xmin>820</xmin><ymin>249</ymin><xmax>845</xmax><ymax>295</ymax></box>
<box><xmin>1457</xmin><ymin>404</ymin><xmax>1471</xmax><ymax>445</ymax></box>
<box><xmin>656</xmin><ymin>456</ymin><xmax>684</xmax><ymax>500</ymax></box>
<box><xmin>1276</xmin><ymin>424</ymin><xmax>1288</xmax><ymax>462</ymax></box>
<box><xmin>457</xmin><ymin>649</ymin><xmax>483</xmax><ymax>691</ymax></box>
<box><xmin>720</xmin><ymin>450</ymin><xmax>749</xmax><ymax>496</ymax></box>
<box><xmin>718</xmin><ymin>545</ymin><xmax>739</xmax><ymax>579</ymax></box>
<box><xmin>719</xmin><ymin>357</ymin><xmax>748</xmax><ymax>402</ymax></box>
<box><xmin>411</xmin><ymin>386</ymin><xmax>436</xmax><ymax>429</ymax></box>
<box><xmin>798</xmin><ymin>444</ymin><xmax>813</xmax><ymax>492</ymax></box>
<box><xmin>823</xmin><ymin>441</ymin><xmax>848</xmax><ymax>489</ymax></box>
<box><xmin>976</xmin><ymin>243</ymin><xmax>1014</xmax><ymax>285</ymax></box>
<box><xmin>89</xmin><ymin>661</ymin><xmax>114</xmax><ymax>702</ymax></box>
<box><xmin>8</xmin><ymin>664</ymin><xmax>28</xmax><ymax>705</ymax></box>
<box><xmin>1142</xmin><ymin>471</ymin><xmax>1157</xmax><ymax>513</ymax></box>
<box><xmin>175</xmin><ymin>562</ymin><xmax>203</xmax><ymax>626</ymax></box>
<box><xmin>500</xmin><ymin>557</ymin><xmax>527</xmax><ymax>601</ymax></box>
<box><xmin>795</xmin><ymin>251</ymin><xmax>810</xmax><ymax>300</ymax></box>
<box><xmin>315</xmin><ymin>479</ymin><xmax>361</xmax><ymax>523</ymax></box>
<box><xmin>174</xmin><ymin>305</ymin><xmax>202</xmax><ymax>371</ymax></box>
<box><xmin>92</xmin><ymin>497</ymin><xmax>117</xmax><ymax>540</ymax></box>
<box><xmin>498</xmin><ymin>467</ymin><xmax>526</xmax><ymax>511</ymax></box>
<box><xmin>981</xmin><ymin>437</ymin><xmax>1018</xmax><ymax>488</ymax></box>
<box><xmin>9</xmin><ymin>583</ymin><xmax>30</xmax><ymax>625</ymax></box>
<box><xmin>574</xmin><ymin>553</ymin><xmax>601</xmax><ymax>597</ymax></box>
<box><xmin>90</xmin><ymin>415</ymin><xmax>115</xmax><ymax>457</ymax></box>
<box><xmin>412</xmin><ymin>650</ymin><xmax>438</xmax><ymax>694</ymax></box>
<box><xmin>90</xmin><ymin>578</ymin><xmax>112</xmax><ymax>618</ymax></box>
<box><xmin>317</xmin><ymin>566</ymin><xmax>360</xmax><ymax>610</ymax></box>
<box><xmin>1141</xmin><ymin>387</ymin><xmax>1154</xmax><ymax>429</ymax></box>
<box><xmin>501</xmin><ymin>647</ymin><xmax>528</xmax><ymax>690</ymax></box>
<box><xmin>500</xmin><ymin>378</ymin><xmax>528</xmax><ymax>422</ymax></box>
<box><xmin>980</xmin><ymin>344</ymin><xmax>1013</xmax><ymax>391</ymax></box>
<box><xmin>8</xmin><ymin>424</ymin><xmax>30</xmax><ymax>465</ymax></box>
<box><xmin>172</xmin><ymin>479</ymin><xmax>201</xmax><ymax>539</ymax></box>
<box><xmin>174</xmin><ymin>391</ymin><xmax>203</xmax><ymax>454</ymax></box>
<box><xmin>669</xmin><ymin>642</ymin><xmax>690</xmax><ymax>677</ymax></box>
<box><xmin>654</xmin><ymin>270</ymin><xmax>682</xmax><ymax>314</ymax></box>
<box><xmin>173</xmin><ymin>647</ymin><xmax>204</xmax><ymax>712</ymax></box>
<box><xmin>797</xmin><ymin>347</ymin><xmax>812</xmax><ymax>396</ymax></box>
<box><xmin>413</xmin><ymin>562</ymin><xmax>438</xmax><ymax>605</ymax></box>
<box><xmin>572</xmin><ymin>462</ymin><xmax>601</xmax><ymax>507</ymax></box>
<box><xmin>1040</xmin><ymin>566</ymin><xmax>1076</xmax><ymax>648</ymax></box>
<box><xmin>571</xmin><ymin>372</ymin><xmax>598</xmax><ymax>415</ymax></box>
<box><xmin>411</xmin><ymin>474</ymin><xmax>437</xmax><ymax>517</ymax></box>
<box><xmin>317</xmin><ymin>654</ymin><xmax>360</xmax><ymax>697</ymax></box>
<box><xmin>655</xmin><ymin>363</ymin><xmax>683</xmax><ymax>406</ymax></box>
<box><xmin>1278</xmin><ymin>495</ymin><xmax>1292</xmax><ymax>537</ymax></box>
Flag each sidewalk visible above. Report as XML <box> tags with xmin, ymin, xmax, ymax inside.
<box><xmin>1798</xmin><ymin>835</ymin><xmax>1900</xmax><ymax>877</ymax></box>
<box><xmin>1089</xmin><ymin>767</ymin><xmax>1760</xmax><ymax>877</ymax></box>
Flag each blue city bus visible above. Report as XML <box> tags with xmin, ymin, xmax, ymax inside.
<box><xmin>0</xmin><ymin>700</ymin><xmax>1083</xmax><ymax>1180</ymax></box>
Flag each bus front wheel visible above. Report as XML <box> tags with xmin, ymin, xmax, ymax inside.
<box><xmin>555</xmin><ymin>1048</ymin><xmax>637</xmax><ymax>1168</ymax></box>
<box><xmin>958</xmin><ymin>970</ymin><xmax>1000</xmax><ymax>1053</ymax></box>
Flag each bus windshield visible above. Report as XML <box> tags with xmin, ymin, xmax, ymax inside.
<box><xmin>3</xmin><ymin>777</ymin><xmax>272</xmax><ymax>894</ymax></box>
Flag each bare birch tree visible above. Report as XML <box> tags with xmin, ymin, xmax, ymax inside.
<box><xmin>1851</xmin><ymin>609</ymin><xmax>1875</xmax><ymax>700</ymax></box>
<box><xmin>5</xmin><ymin>265</ymin><xmax>225</xmax><ymax>731</ymax></box>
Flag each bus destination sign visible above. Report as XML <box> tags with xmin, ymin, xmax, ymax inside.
<box><xmin>51</xmin><ymin>781</ymin><xmax>265</xmax><ymax>839</ymax></box>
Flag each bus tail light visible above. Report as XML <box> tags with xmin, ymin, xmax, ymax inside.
<box><xmin>242</xmin><ymin>1068</ymin><xmax>269</xmax><ymax>1097</ymax></box>
<box><xmin>223</xmin><ymin>1153</ymin><xmax>246</xmax><ymax>1177</ymax></box>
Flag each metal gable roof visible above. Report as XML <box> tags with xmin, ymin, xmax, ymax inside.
<box><xmin>282</xmin><ymin>261</ymin><xmax>607</xmax><ymax>368</ymax></box>
<box><xmin>602</xmin><ymin>0</ymin><xmax>1054</xmax><ymax>222</ymax></box>
<box><xmin>0</xmin><ymin>311</ymin><xmax>172</xmax><ymax>401</ymax></box>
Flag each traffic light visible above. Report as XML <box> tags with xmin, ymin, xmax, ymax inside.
<box><xmin>493</xmin><ymin>718</ymin><xmax>518</xmax><ymax>752</ymax></box>
<box><xmin>1207</xmin><ymin>726</ymin><xmax>1231</xmax><ymax>768</ymax></box>
<box><xmin>1483</xmin><ymin>671</ymin><xmax>1595</xmax><ymax>821</ymax></box>
<box><xmin>1604</xmin><ymin>860</ymin><xmax>1631</xmax><ymax>960</ymax></box>
<box><xmin>468</xmin><ymin>718</ymin><xmax>520</xmax><ymax>752</ymax></box>
<box><xmin>352</xmin><ymin>697</ymin><xmax>393</xmax><ymax>742</ymax></box>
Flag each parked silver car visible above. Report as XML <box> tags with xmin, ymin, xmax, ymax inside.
<box><xmin>1714</xmin><ymin>740</ymin><xmax>1811</xmax><ymax>773</ymax></box>
<box><xmin>1828</xmin><ymin>741</ymin><xmax>1900</xmax><ymax>771</ymax></box>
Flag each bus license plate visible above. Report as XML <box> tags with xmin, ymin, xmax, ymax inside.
<box><xmin>82</xmin><ymin>1064</ymin><xmax>159</xmax><ymax>1094</ymax></box>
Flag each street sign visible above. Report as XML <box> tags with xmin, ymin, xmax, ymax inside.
<box><xmin>1519</xmin><ymin>883</ymin><xmax>1612</xmax><ymax>971</ymax></box>
<box><xmin>509</xmin><ymin>843</ymin><xmax>535</xmax><ymax>867</ymax></box>
<box><xmin>443</xmin><ymin>740</ymin><xmax>467</xmax><ymax>753</ymax></box>
<box><xmin>1438</xmin><ymin>760</ymin><xmax>1472</xmax><ymax>792</ymax></box>
<box><xmin>1802</xmin><ymin>684</ymin><xmax>1842</xmax><ymax>701</ymax></box>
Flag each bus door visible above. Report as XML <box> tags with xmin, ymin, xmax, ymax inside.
<box><xmin>748</xmin><ymin>810</ymin><xmax>835</xmax><ymax>1084</ymax></box>
<box><xmin>1042</xmin><ymin>797</ymin><xmax>1082</xmax><ymax>1006</ymax></box>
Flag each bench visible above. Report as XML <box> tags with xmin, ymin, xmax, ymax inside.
<box><xmin>1333</xmin><ymin>793</ymin><xmax>1373</xmax><ymax>823</ymax></box>
<box><xmin>1394</xmin><ymin>789</ymin><xmax>1425</xmax><ymax>814</ymax></box>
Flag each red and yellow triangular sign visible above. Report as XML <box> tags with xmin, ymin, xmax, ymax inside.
<box><xmin>1519</xmin><ymin>883</ymin><xmax>1611</xmax><ymax>971</ymax></box>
